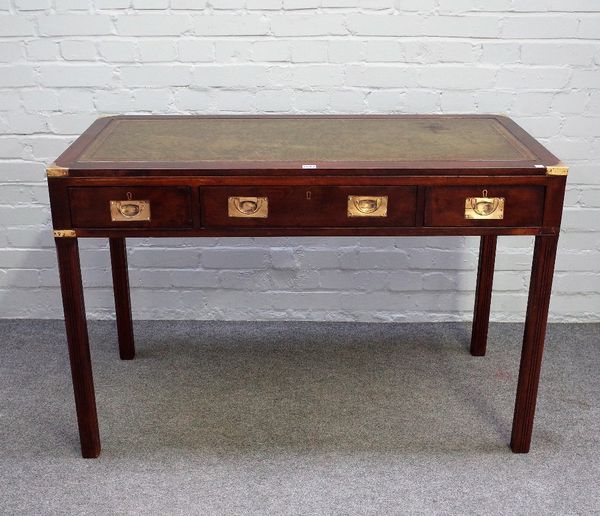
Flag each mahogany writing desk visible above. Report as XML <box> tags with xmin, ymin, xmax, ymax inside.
<box><xmin>46</xmin><ymin>115</ymin><xmax>567</xmax><ymax>458</ymax></box>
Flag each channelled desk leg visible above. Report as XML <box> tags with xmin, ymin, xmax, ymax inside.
<box><xmin>55</xmin><ymin>236</ymin><xmax>101</xmax><ymax>458</ymax></box>
<box><xmin>510</xmin><ymin>234</ymin><xmax>559</xmax><ymax>453</ymax></box>
<box><xmin>470</xmin><ymin>235</ymin><xmax>497</xmax><ymax>356</ymax></box>
<box><xmin>109</xmin><ymin>238</ymin><xmax>135</xmax><ymax>360</ymax></box>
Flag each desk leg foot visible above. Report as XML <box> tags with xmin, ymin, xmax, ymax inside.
<box><xmin>510</xmin><ymin>235</ymin><xmax>559</xmax><ymax>453</ymax></box>
<box><xmin>109</xmin><ymin>237</ymin><xmax>135</xmax><ymax>360</ymax></box>
<box><xmin>470</xmin><ymin>235</ymin><xmax>497</xmax><ymax>357</ymax></box>
<box><xmin>55</xmin><ymin>237</ymin><xmax>101</xmax><ymax>458</ymax></box>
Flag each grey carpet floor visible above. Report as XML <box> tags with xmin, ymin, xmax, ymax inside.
<box><xmin>0</xmin><ymin>320</ymin><xmax>598</xmax><ymax>515</ymax></box>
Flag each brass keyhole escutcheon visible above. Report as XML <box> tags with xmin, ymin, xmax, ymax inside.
<box><xmin>306</xmin><ymin>191</ymin><xmax>311</xmax><ymax>200</ymax></box>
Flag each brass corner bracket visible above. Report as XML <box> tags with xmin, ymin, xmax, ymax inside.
<box><xmin>546</xmin><ymin>163</ymin><xmax>568</xmax><ymax>176</ymax></box>
<box><xmin>53</xmin><ymin>229</ymin><xmax>77</xmax><ymax>238</ymax></box>
<box><xmin>46</xmin><ymin>163</ymin><xmax>69</xmax><ymax>178</ymax></box>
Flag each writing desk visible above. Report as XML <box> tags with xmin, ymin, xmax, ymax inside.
<box><xmin>47</xmin><ymin>115</ymin><xmax>567</xmax><ymax>458</ymax></box>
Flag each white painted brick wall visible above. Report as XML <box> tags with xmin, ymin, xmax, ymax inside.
<box><xmin>0</xmin><ymin>0</ymin><xmax>599</xmax><ymax>322</ymax></box>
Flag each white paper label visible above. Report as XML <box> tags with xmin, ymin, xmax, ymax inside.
<box><xmin>302</xmin><ymin>164</ymin><xmax>317</xmax><ymax>169</ymax></box>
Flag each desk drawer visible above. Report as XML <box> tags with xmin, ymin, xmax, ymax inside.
<box><xmin>69</xmin><ymin>186</ymin><xmax>193</xmax><ymax>228</ymax></box>
<box><xmin>201</xmin><ymin>186</ymin><xmax>417</xmax><ymax>227</ymax></box>
<box><xmin>424</xmin><ymin>186</ymin><xmax>545</xmax><ymax>227</ymax></box>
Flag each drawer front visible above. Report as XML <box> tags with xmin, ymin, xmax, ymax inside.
<box><xmin>69</xmin><ymin>186</ymin><xmax>193</xmax><ymax>228</ymax></box>
<box><xmin>424</xmin><ymin>186</ymin><xmax>545</xmax><ymax>227</ymax></box>
<box><xmin>201</xmin><ymin>186</ymin><xmax>417</xmax><ymax>227</ymax></box>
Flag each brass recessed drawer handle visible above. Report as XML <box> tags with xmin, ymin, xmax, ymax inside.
<box><xmin>465</xmin><ymin>190</ymin><xmax>505</xmax><ymax>220</ymax></box>
<box><xmin>228</xmin><ymin>196</ymin><xmax>268</xmax><ymax>218</ymax></box>
<box><xmin>110</xmin><ymin>195</ymin><xmax>151</xmax><ymax>222</ymax></box>
<box><xmin>347</xmin><ymin>195</ymin><xmax>388</xmax><ymax>217</ymax></box>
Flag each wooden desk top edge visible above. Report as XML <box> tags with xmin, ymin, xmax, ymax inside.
<box><xmin>48</xmin><ymin>114</ymin><xmax>566</xmax><ymax>178</ymax></box>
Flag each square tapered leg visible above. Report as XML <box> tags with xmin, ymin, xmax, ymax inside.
<box><xmin>55</xmin><ymin>236</ymin><xmax>101</xmax><ymax>458</ymax></box>
<box><xmin>471</xmin><ymin>235</ymin><xmax>497</xmax><ymax>356</ymax></box>
<box><xmin>511</xmin><ymin>234</ymin><xmax>559</xmax><ymax>453</ymax></box>
<box><xmin>109</xmin><ymin>237</ymin><xmax>135</xmax><ymax>360</ymax></box>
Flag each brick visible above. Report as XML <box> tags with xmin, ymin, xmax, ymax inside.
<box><xmin>98</xmin><ymin>41</ymin><xmax>137</xmax><ymax>62</ymax></box>
<box><xmin>502</xmin><ymin>16</ymin><xmax>579</xmax><ymax>39</ymax></box>
<box><xmin>395</xmin><ymin>0</ymin><xmax>435</xmax><ymax>11</ymax></box>
<box><xmin>178</xmin><ymin>40</ymin><xmax>214</xmax><ymax>62</ymax></box>
<box><xmin>25</xmin><ymin>136</ymin><xmax>70</xmax><ymax>160</ymax></box>
<box><xmin>571</xmin><ymin>70</ymin><xmax>600</xmax><ymax>88</ymax></box>
<box><xmin>39</xmin><ymin>64</ymin><xmax>113</xmax><ymax>87</ymax></box>
<box><xmin>254</xmin><ymin>89</ymin><xmax>293</xmax><ymax>111</ymax></box>
<box><xmin>437</xmin><ymin>0</ymin><xmax>511</xmax><ymax>10</ymax></box>
<box><xmin>132</xmin><ymin>0</ymin><xmax>167</xmax><ymax>7</ymax></box>
<box><xmin>551</xmin><ymin>91</ymin><xmax>589</xmax><ymax>114</ymax></box>
<box><xmin>283</xmin><ymin>0</ymin><xmax>319</xmax><ymax>8</ymax></box>
<box><xmin>170</xmin><ymin>0</ymin><xmax>207</xmax><ymax>7</ymax></box>
<box><xmin>476</xmin><ymin>91</ymin><xmax>513</xmax><ymax>113</ymax></box>
<box><xmin>5</xmin><ymin>112</ymin><xmax>47</xmax><ymax>134</ymax></box>
<box><xmin>440</xmin><ymin>91</ymin><xmax>477</xmax><ymax>112</ymax></box>
<box><xmin>578</xmin><ymin>16</ymin><xmax>600</xmax><ymax>39</ymax></box>
<box><xmin>420</xmin><ymin>66</ymin><xmax>495</xmax><ymax>90</ymax></box>
<box><xmin>252</xmin><ymin>40</ymin><xmax>290</xmax><ymax>62</ymax></box>
<box><xmin>55</xmin><ymin>0</ymin><xmax>93</xmax><ymax>9</ymax></box>
<box><xmin>424</xmin><ymin>15</ymin><xmax>501</xmax><ymax>37</ymax></box>
<box><xmin>366</xmin><ymin>90</ymin><xmax>407</xmax><ymax>112</ymax></box>
<box><xmin>0</xmin><ymin>249</ymin><xmax>56</xmax><ymax>268</ymax></box>
<box><xmin>521</xmin><ymin>43</ymin><xmax>596</xmax><ymax>66</ymax></box>
<box><xmin>0</xmin><ymin>16</ymin><xmax>35</xmax><ymax>35</ymax></box>
<box><xmin>121</xmin><ymin>65</ymin><xmax>192</xmax><ymax>86</ymax></box>
<box><xmin>328</xmin><ymin>40</ymin><xmax>365</xmax><ymax>63</ymax></box>
<box><xmin>563</xmin><ymin>117</ymin><xmax>600</xmax><ymax>137</ymax></box>
<box><xmin>96</xmin><ymin>0</ymin><xmax>130</xmax><ymax>7</ymax></box>
<box><xmin>293</xmin><ymin>90</ymin><xmax>329</xmax><ymax>111</ymax></box>
<box><xmin>129</xmin><ymin>248</ymin><xmax>199</xmax><ymax>268</ymax></box>
<box><xmin>193</xmin><ymin>65</ymin><xmax>269</xmax><ymax>87</ymax></box>
<box><xmin>116</xmin><ymin>15</ymin><xmax>191</xmax><ymax>36</ymax></box>
<box><xmin>47</xmin><ymin>113</ymin><xmax>97</xmax><ymax>134</ymax></box>
<box><xmin>247</xmin><ymin>0</ymin><xmax>281</xmax><ymax>8</ymax></box>
<box><xmin>131</xmin><ymin>89</ymin><xmax>173</xmax><ymax>110</ymax></box>
<box><xmin>215</xmin><ymin>40</ymin><xmax>252</xmax><ymax>62</ymax></box>
<box><xmin>58</xmin><ymin>89</ymin><xmax>95</xmax><ymax>112</ymax></box>
<box><xmin>291</xmin><ymin>40</ymin><xmax>328</xmax><ymax>63</ymax></box>
<box><xmin>512</xmin><ymin>92</ymin><xmax>554</xmax><ymax>116</ymax></box>
<box><xmin>202</xmin><ymin>248</ymin><xmax>269</xmax><ymax>269</ymax></box>
<box><xmin>271</xmin><ymin>14</ymin><xmax>346</xmax><ymax>36</ymax></box>
<box><xmin>25</xmin><ymin>39</ymin><xmax>59</xmax><ymax>60</ymax></box>
<box><xmin>480</xmin><ymin>42</ymin><xmax>520</xmax><ymax>64</ymax></box>
<box><xmin>329</xmin><ymin>90</ymin><xmax>365</xmax><ymax>112</ymax></box>
<box><xmin>0</xmin><ymin>65</ymin><xmax>36</xmax><ymax>87</ymax></box>
<box><xmin>496</xmin><ymin>67</ymin><xmax>571</xmax><ymax>90</ymax></box>
<box><xmin>347</xmin><ymin>14</ymin><xmax>423</xmax><ymax>36</ymax></box>
<box><xmin>173</xmin><ymin>89</ymin><xmax>212</xmax><ymax>110</ymax></box>
<box><xmin>0</xmin><ymin>137</ymin><xmax>23</xmax><ymax>158</ymax></box>
<box><xmin>138</xmin><ymin>40</ymin><xmax>177</xmax><ymax>62</ymax></box>
<box><xmin>346</xmin><ymin>65</ymin><xmax>418</xmax><ymax>88</ymax></box>
<box><xmin>39</xmin><ymin>15</ymin><xmax>113</xmax><ymax>36</ymax></box>
<box><xmin>60</xmin><ymin>40</ymin><xmax>97</xmax><ymax>61</ymax></box>
<box><xmin>21</xmin><ymin>89</ymin><xmax>59</xmax><ymax>112</ymax></box>
<box><xmin>581</xmin><ymin>190</ymin><xmax>600</xmax><ymax>208</ymax></box>
<box><xmin>95</xmin><ymin>91</ymin><xmax>134</xmax><ymax>112</ymax></box>
<box><xmin>193</xmin><ymin>14</ymin><xmax>269</xmax><ymax>36</ymax></box>
<box><xmin>211</xmin><ymin>0</ymin><xmax>245</xmax><ymax>8</ymax></box>
<box><xmin>0</xmin><ymin>42</ymin><xmax>23</xmax><ymax>62</ymax></box>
